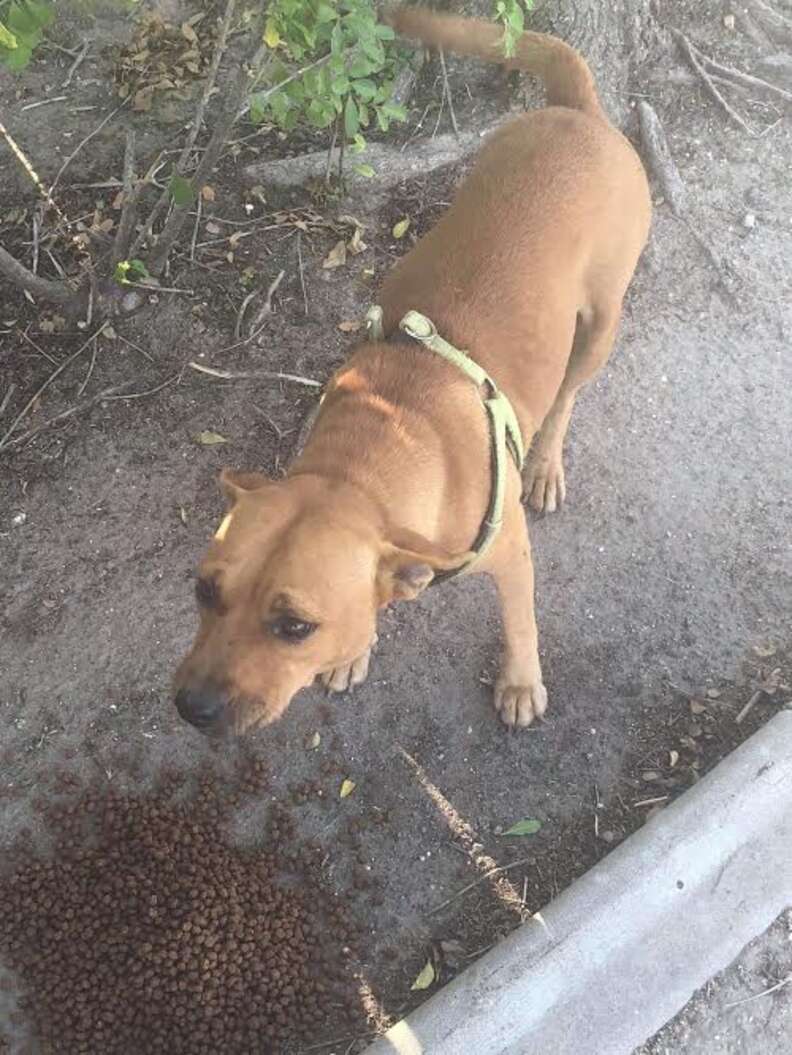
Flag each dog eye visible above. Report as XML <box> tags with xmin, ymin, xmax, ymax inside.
<box><xmin>195</xmin><ymin>577</ymin><xmax>219</xmax><ymax>609</ymax></box>
<box><xmin>269</xmin><ymin>615</ymin><xmax>317</xmax><ymax>643</ymax></box>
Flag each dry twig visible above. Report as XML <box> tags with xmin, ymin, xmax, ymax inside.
<box><xmin>248</xmin><ymin>269</ymin><xmax>286</xmax><ymax>332</ymax></box>
<box><xmin>49</xmin><ymin>101</ymin><xmax>129</xmax><ymax>196</ymax></box>
<box><xmin>672</xmin><ymin>30</ymin><xmax>755</xmax><ymax>135</ymax></box>
<box><xmin>429</xmin><ymin>857</ymin><xmax>537</xmax><ymax>914</ymax></box>
<box><xmin>438</xmin><ymin>46</ymin><xmax>459</xmax><ymax>137</ymax></box>
<box><xmin>188</xmin><ymin>361</ymin><xmax>321</xmax><ymax>388</ymax></box>
<box><xmin>725</xmin><ymin>974</ymin><xmax>792</xmax><ymax>1009</ymax></box>
<box><xmin>62</xmin><ymin>41</ymin><xmax>90</xmax><ymax>88</ymax></box>
<box><xmin>0</xmin><ymin>324</ymin><xmax>108</xmax><ymax>453</ymax></box>
<box><xmin>110</xmin><ymin>129</ymin><xmax>139</xmax><ymax>269</ymax></box>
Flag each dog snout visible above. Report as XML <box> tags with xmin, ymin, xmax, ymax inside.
<box><xmin>174</xmin><ymin>685</ymin><xmax>227</xmax><ymax>733</ymax></box>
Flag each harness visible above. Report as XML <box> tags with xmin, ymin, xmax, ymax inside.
<box><xmin>365</xmin><ymin>305</ymin><xmax>525</xmax><ymax>582</ymax></box>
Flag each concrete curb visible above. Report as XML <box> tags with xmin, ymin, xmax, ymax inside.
<box><xmin>366</xmin><ymin>710</ymin><xmax>792</xmax><ymax>1055</ymax></box>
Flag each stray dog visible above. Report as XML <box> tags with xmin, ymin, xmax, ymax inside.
<box><xmin>173</xmin><ymin>6</ymin><xmax>651</xmax><ymax>737</ymax></box>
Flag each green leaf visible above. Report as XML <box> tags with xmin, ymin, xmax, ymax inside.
<box><xmin>380</xmin><ymin>101</ymin><xmax>407</xmax><ymax>122</ymax></box>
<box><xmin>411</xmin><ymin>960</ymin><xmax>435</xmax><ymax>991</ymax></box>
<box><xmin>350</xmin><ymin>132</ymin><xmax>366</xmax><ymax>154</ymax></box>
<box><xmin>195</xmin><ymin>430</ymin><xmax>228</xmax><ymax>446</ymax></box>
<box><xmin>0</xmin><ymin>23</ymin><xmax>18</xmax><ymax>49</ymax></box>
<box><xmin>23</xmin><ymin>0</ymin><xmax>53</xmax><ymax>29</ymax></box>
<box><xmin>316</xmin><ymin>2</ymin><xmax>337</xmax><ymax>23</ymax></box>
<box><xmin>375</xmin><ymin>23</ymin><xmax>395</xmax><ymax>39</ymax></box>
<box><xmin>331</xmin><ymin>74</ymin><xmax>350</xmax><ymax>95</ymax></box>
<box><xmin>392</xmin><ymin>217</ymin><xmax>410</xmax><ymax>239</ymax></box>
<box><xmin>344</xmin><ymin>95</ymin><xmax>359</xmax><ymax>137</ymax></box>
<box><xmin>8</xmin><ymin>2</ymin><xmax>39</xmax><ymax>36</ymax></box>
<box><xmin>354</xmin><ymin>163</ymin><xmax>375</xmax><ymax>179</ymax></box>
<box><xmin>168</xmin><ymin>173</ymin><xmax>194</xmax><ymax>206</ymax></box>
<box><xmin>501</xmin><ymin>818</ymin><xmax>542</xmax><ymax>837</ymax></box>
<box><xmin>249</xmin><ymin>93</ymin><xmax>268</xmax><ymax>125</ymax></box>
<box><xmin>2</xmin><ymin>39</ymin><xmax>31</xmax><ymax>69</ymax></box>
<box><xmin>352</xmin><ymin>77</ymin><xmax>377</xmax><ymax>100</ymax></box>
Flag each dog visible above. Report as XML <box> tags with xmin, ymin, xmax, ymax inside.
<box><xmin>173</xmin><ymin>5</ymin><xmax>651</xmax><ymax>737</ymax></box>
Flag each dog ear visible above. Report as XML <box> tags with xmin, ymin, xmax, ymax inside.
<box><xmin>219</xmin><ymin>468</ymin><xmax>272</xmax><ymax>507</ymax></box>
<box><xmin>377</xmin><ymin>531</ymin><xmax>471</xmax><ymax>603</ymax></box>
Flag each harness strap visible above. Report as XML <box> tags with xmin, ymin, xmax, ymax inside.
<box><xmin>365</xmin><ymin>304</ymin><xmax>525</xmax><ymax>580</ymax></box>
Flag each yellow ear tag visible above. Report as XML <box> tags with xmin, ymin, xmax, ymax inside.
<box><xmin>214</xmin><ymin>513</ymin><xmax>233</xmax><ymax>542</ymax></box>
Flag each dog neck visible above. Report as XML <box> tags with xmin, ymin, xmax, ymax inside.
<box><xmin>290</xmin><ymin>340</ymin><xmax>493</xmax><ymax>556</ymax></box>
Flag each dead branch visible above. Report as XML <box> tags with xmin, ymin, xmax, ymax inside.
<box><xmin>637</xmin><ymin>101</ymin><xmax>687</xmax><ymax>216</ymax></box>
<box><xmin>131</xmin><ymin>0</ymin><xmax>237</xmax><ymax>258</ymax></box>
<box><xmin>110</xmin><ymin>130</ymin><xmax>139</xmax><ymax>269</ymax></box>
<box><xmin>187</xmin><ymin>361</ymin><xmax>321</xmax><ymax>388</ymax></box>
<box><xmin>672</xmin><ymin>30</ymin><xmax>755</xmax><ymax>135</ymax></box>
<box><xmin>0</xmin><ymin>246</ymin><xmax>74</xmax><ymax>306</ymax></box>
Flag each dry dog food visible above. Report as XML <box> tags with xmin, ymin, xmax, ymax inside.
<box><xmin>0</xmin><ymin>771</ymin><xmax>363</xmax><ymax>1053</ymax></box>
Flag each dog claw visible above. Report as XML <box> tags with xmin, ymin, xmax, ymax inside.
<box><xmin>494</xmin><ymin>675</ymin><xmax>548</xmax><ymax>728</ymax></box>
<box><xmin>525</xmin><ymin>457</ymin><xmax>566</xmax><ymax>514</ymax></box>
<box><xmin>321</xmin><ymin>636</ymin><xmax>377</xmax><ymax>694</ymax></box>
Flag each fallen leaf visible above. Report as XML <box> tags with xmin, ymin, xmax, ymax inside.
<box><xmin>39</xmin><ymin>319</ymin><xmax>55</xmax><ymax>334</ymax></box>
<box><xmin>669</xmin><ymin>750</ymin><xmax>679</xmax><ymax>768</ymax></box>
<box><xmin>392</xmin><ymin>217</ymin><xmax>410</xmax><ymax>239</ymax></box>
<box><xmin>322</xmin><ymin>240</ymin><xmax>347</xmax><ymax>269</ymax></box>
<box><xmin>195</xmin><ymin>430</ymin><xmax>228</xmax><ymax>446</ymax></box>
<box><xmin>306</xmin><ymin>732</ymin><xmax>321</xmax><ymax>750</ymax></box>
<box><xmin>181</xmin><ymin>21</ymin><xmax>198</xmax><ymax>43</ymax></box>
<box><xmin>338</xmin><ymin>320</ymin><xmax>361</xmax><ymax>333</ymax></box>
<box><xmin>132</xmin><ymin>87</ymin><xmax>153</xmax><ymax>112</ymax></box>
<box><xmin>501</xmin><ymin>818</ymin><xmax>542</xmax><ymax>837</ymax></box>
<box><xmin>354</xmin><ymin>163</ymin><xmax>375</xmax><ymax>179</ymax></box>
<box><xmin>339</xmin><ymin>778</ymin><xmax>356</xmax><ymax>799</ymax></box>
<box><xmin>263</xmin><ymin>20</ymin><xmax>280</xmax><ymax>48</ymax></box>
<box><xmin>347</xmin><ymin>227</ymin><xmax>367</xmax><ymax>254</ymax></box>
<box><xmin>178</xmin><ymin>505</ymin><xmax>188</xmax><ymax>525</ymax></box>
<box><xmin>228</xmin><ymin>231</ymin><xmax>243</xmax><ymax>248</ymax></box>
<box><xmin>205</xmin><ymin>221</ymin><xmax>222</xmax><ymax>235</ymax></box>
<box><xmin>753</xmin><ymin>643</ymin><xmax>776</xmax><ymax>658</ymax></box>
<box><xmin>642</xmin><ymin>770</ymin><xmax>660</xmax><ymax>783</ymax></box>
<box><xmin>200</xmin><ymin>184</ymin><xmax>216</xmax><ymax>202</ymax></box>
<box><xmin>102</xmin><ymin>325</ymin><xmax>118</xmax><ymax>340</ymax></box>
<box><xmin>410</xmin><ymin>960</ymin><xmax>435</xmax><ymax>991</ymax></box>
<box><xmin>689</xmin><ymin>700</ymin><xmax>706</xmax><ymax>715</ymax></box>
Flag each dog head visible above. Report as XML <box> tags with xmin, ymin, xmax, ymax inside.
<box><xmin>173</xmin><ymin>469</ymin><xmax>464</xmax><ymax>736</ymax></box>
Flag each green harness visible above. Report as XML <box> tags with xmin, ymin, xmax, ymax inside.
<box><xmin>365</xmin><ymin>305</ymin><xmax>525</xmax><ymax>581</ymax></box>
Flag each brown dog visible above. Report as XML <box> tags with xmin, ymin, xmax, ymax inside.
<box><xmin>173</xmin><ymin>6</ymin><xmax>651</xmax><ymax>737</ymax></box>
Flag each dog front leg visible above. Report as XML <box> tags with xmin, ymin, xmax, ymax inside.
<box><xmin>321</xmin><ymin>634</ymin><xmax>378</xmax><ymax>694</ymax></box>
<box><xmin>486</xmin><ymin>510</ymin><xmax>548</xmax><ymax>728</ymax></box>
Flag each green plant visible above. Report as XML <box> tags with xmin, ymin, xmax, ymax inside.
<box><xmin>251</xmin><ymin>0</ymin><xmax>407</xmax><ymax>150</ymax></box>
<box><xmin>0</xmin><ymin>0</ymin><xmax>53</xmax><ymax>71</ymax></box>
<box><xmin>494</xmin><ymin>0</ymin><xmax>534</xmax><ymax>58</ymax></box>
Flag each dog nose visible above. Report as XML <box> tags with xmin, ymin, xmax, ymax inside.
<box><xmin>174</xmin><ymin>686</ymin><xmax>226</xmax><ymax>731</ymax></box>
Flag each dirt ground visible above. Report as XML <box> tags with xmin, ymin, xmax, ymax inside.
<box><xmin>1</xmin><ymin>1</ymin><xmax>791</xmax><ymax>1052</ymax></box>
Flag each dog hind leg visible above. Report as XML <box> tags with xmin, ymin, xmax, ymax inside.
<box><xmin>524</xmin><ymin>301</ymin><xmax>622</xmax><ymax>513</ymax></box>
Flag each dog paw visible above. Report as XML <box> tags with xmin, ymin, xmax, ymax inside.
<box><xmin>524</xmin><ymin>455</ymin><xmax>566</xmax><ymax>514</ymax></box>
<box><xmin>321</xmin><ymin>636</ymin><xmax>377</xmax><ymax>694</ymax></box>
<box><xmin>494</xmin><ymin>671</ymin><xmax>548</xmax><ymax>728</ymax></box>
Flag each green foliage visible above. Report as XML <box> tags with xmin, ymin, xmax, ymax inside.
<box><xmin>113</xmin><ymin>258</ymin><xmax>150</xmax><ymax>285</ymax></box>
<box><xmin>167</xmin><ymin>173</ymin><xmax>195</xmax><ymax>207</ymax></box>
<box><xmin>0</xmin><ymin>0</ymin><xmax>54</xmax><ymax>71</ymax></box>
<box><xmin>494</xmin><ymin>0</ymin><xmax>534</xmax><ymax>58</ymax></box>
<box><xmin>251</xmin><ymin>0</ymin><xmax>407</xmax><ymax>147</ymax></box>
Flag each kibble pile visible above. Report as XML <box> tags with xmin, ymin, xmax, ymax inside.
<box><xmin>0</xmin><ymin>770</ymin><xmax>364</xmax><ymax>1054</ymax></box>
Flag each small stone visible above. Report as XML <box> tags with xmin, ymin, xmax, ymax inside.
<box><xmin>723</xmin><ymin>13</ymin><xmax>736</xmax><ymax>30</ymax></box>
<box><xmin>11</xmin><ymin>512</ymin><xmax>26</xmax><ymax>526</ymax></box>
<box><xmin>742</xmin><ymin>212</ymin><xmax>757</xmax><ymax>229</ymax></box>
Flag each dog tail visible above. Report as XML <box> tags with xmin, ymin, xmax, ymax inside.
<box><xmin>382</xmin><ymin>5</ymin><xmax>601</xmax><ymax>117</ymax></box>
